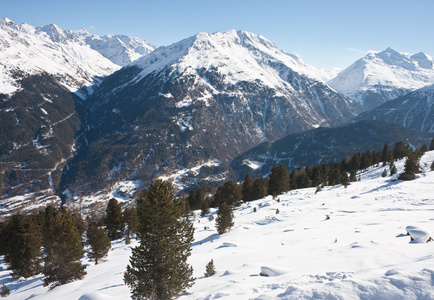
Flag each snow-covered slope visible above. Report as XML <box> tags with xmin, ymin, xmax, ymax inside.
<box><xmin>132</xmin><ymin>30</ymin><xmax>338</xmax><ymax>86</ymax></box>
<box><xmin>2</xmin><ymin>151</ymin><xmax>434</xmax><ymax>299</ymax></box>
<box><xmin>356</xmin><ymin>84</ymin><xmax>434</xmax><ymax>132</ymax></box>
<box><xmin>328</xmin><ymin>48</ymin><xmax>434</xmax><ymax>110</ymax></box>
<box><xmin>0</xmin><ymin>18</ymin><xmax>120</xmax><ymax>95</ymax></box>
<box><xmin>74</xmin><ymin>30</ymin><xmax>156</xmax><ymax>66</ymax></box>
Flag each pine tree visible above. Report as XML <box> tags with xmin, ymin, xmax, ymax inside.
<box><xmin>394</xmin><ymin>141</ymin><xmax>411</xmax><ymax>159</ymax></box>
<box><xmin>216</xmin><ymin>202</ymin><xmax>234</xmax><ymax>235</ymax></box>
<box><xmin>87</xmin><ymin>223</ymin><xmax>111</xmax><ymax>265</ymax></box>
<box><xmin>213</xmin><ymin>181</ymin><xmax>242</xmax><ymax>206</ymax></box>
<box><xmin>341</xmin><ymin>171</ymin><xmax>349</xmax><ymax>187</ymax></box>
<box><xmin>382</xmin><ymin>143</ymin><xmax>390</xmax><ymax>165</ymax></box>
<box><xmin>390</xmin><ymin>162</ymin><xmax>397</xmax><ymax>175</ymax></box>
<box><xmin>268</xmin><ymin>165</ymin><xmax>290</xmax><ymax>196</ymax></box>
<box><xmin>43</xmin><ymin>213</ymin><xmax>86</xmax><ymax>289</ymax></box>
<box><xmin>186</xmin><ymin>188</ymin><xmax>205</xmax><ymax>210</ymax></box>
<box><xmin>399</xmin><ymin>151</ymin><xmax>421</xmax><ymax>180</ymax></box>
<box><xmin>1</xmin><ymin>283</ymin><xmax>10</xmax><ymax>297</ymax></box>
<box><xmin>124</xmin><ymin>180</ymin><xmax>195</xmax><ymax>300</ymax></box>
<box><xmin>105</xmin><ymin>198</ymin><xmax>125</xmax><ymax>240</ymax></box>
<box><xmin>4</xmin><ymin>214</ymin><xmax>42</xmax><ymax>278</ymax></box>
<box><xmin>251</xmin><ymin>178</ymin><xmax>268</xmax><ymax>201</ymax></box>
<box><xmin>200</xmin><ymin>200</ymin><xmax>210</xmax><ymax>217</ymax></box>
<box><xmin>242</xmin><ymin>174</ymin><xmax>254</xmax><ymax>202</ymax></box>
<box><xmin>123</xmin><ymin>207</ymin><xmax>138</xmax><ymax>241</ymax></box>
<box><xmin>204</xmin><ymin>259</ymin><xmax>216</xmax><ymax>277</ymax></box>
<box><xmin>381</xmin><ymin>169</ymin><xmax>388</xmax><ymax>177</ymax></box>
<box><xmin>430</xmin><ymin>139</ymin><xmax>434</xmax><ymax>151</ymax></box>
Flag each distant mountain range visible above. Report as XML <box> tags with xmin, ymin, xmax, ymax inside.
<box><xmin>0</xmin><ymin>18</ymin><xmax>433</xmax><ymax>214</ymax></box>
<box><xmin>328</xmin><ymin>48</ymin><xmax>434</xmax><ymax>110</ymax></box>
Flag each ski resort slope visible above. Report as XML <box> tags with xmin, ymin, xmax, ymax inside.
<box><xmin>2</xmin><ymin>151</ymin><xmax>434</xmax><ymax>299</ymax></box>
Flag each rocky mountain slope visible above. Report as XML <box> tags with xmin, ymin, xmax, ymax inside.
<box><xmin>328</xmin><ymin>48</ymin><xmax>434</xmax><ymax>111</ymax></box>
<box><xmin>0</xmin><ymin>18</ymin><xmax>152</xmax><ymax>200</ymax></box>
<box><xmin>230</xmin><ymin>120</ymin><xmax>433</xmax><ymax>179</ymax></box>
<box><xmin>356</xmin><ymin>84</ymin><xmax>434</xmax><ymax>133</ymax></box>
<box><xmin>61</xmin><ymin>30</ymin><xmax>359</xmax><ymax>197</ymax></box>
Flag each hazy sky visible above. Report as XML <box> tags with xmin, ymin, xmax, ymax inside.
<box><xmin>3</xmin><ymin>0</ymin><xmax>434</xmax><ymax>69</ymax></box>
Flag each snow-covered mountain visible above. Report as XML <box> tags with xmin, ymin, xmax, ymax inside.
<box><xmin>328</xmin><ymin>48</ymin><xmax>434</xmax><ymax>110</ymax></box>
<box><xmin>0</xmin><ymin>18</ymin><xmax>120</xmax><ymax>95</ymax></box>
<box><xmin>356</xmin><ymin>84</ymin><xmax>434</xmax><ymax>132</ymax></box>
<box><xmin>74</xmin><ymin>29</ymin><xmax>156</xmax><ymax>66</ymax></box>
<box><xmin>3</xmin><ymin>151</ymin><xmax>434</xmax><ymax>299</ymax></box>
<box><xmin>62</xmin><ymin>30</ymin><xmax>359</xmax><ymax>196</ymax></box>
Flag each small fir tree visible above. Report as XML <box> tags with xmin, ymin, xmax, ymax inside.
<box><xmin>430</xmin><ymin>139</ymin><xmax>434</xmax><ymax>151</ymax></box>
<box><xmin>216</xmin><ymin>202</ymin><xmax>234</xmax><ymax>235</ymax></box>
<box><xmin>124</xmin><ymin>180</ymin><xmax>195</xmax><ymax>300</ymax></box>
<box><xmin>1</xmin><ymin>284</ymin><xmax>10</xmax><ymax>297</ymax></box>
<box><xmin>204</xmin><ymin>259</ymin><xmax>216</xmax><ymax>277</ymax></box>
<box><xmin>381</xmin><ymin>169</ymin><xmax>387</xmax><ymax>177</ymax></box>
<box><xmin>43</xmin><ymin>213</ymin><xmax>86</xmax><ymax>289</ymax></box>
<box><xmin>341</xmin><ymin>171</ymin><xmax>349</xmax><ymax>188</ymax></box>
<box><xmin>105</xmin><ymin>198</ymin><xmax>125</xmax><ymax>240</ymax></box>
<box><xmin>390</xmin><ymin>163</ymin><xmax>397</xmax><ymax>175</ymax></box>
<box><xmin>87</xmin><ymin>223</ymin><xmax>111</xmax><ymax>265</ymax></box>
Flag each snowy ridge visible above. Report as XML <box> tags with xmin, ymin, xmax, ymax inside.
<box><xmin>131</xmin><ymin>30</ymin><xmax>338</xmax><ymax>88</ymax></box>
<box><xmin>2</xmin><ymin>151</ymin><xmax>434</xmax><ymax>299</ymax></box>
<box><xmin>0</xmin><ymin>18</ymin><xmax>155</xmax><ymax>95</ymax></box>
<box><xmin>74</xmin><ymin>30</ymin><xmax>156</xmax><ymax>66</ymax></box>
<box><xmin>328</xmin><ymin>48</ymin><xmax>434</xmax><ymax>107</ymax></box>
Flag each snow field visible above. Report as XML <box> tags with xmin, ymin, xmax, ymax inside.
<box><xmin>1</xmin><ymin>151</ymin><xmax>434</xmax><ymax>299</ymax></box>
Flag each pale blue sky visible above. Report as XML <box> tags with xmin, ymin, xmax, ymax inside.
<box><xmin>3</xmin><ymin>0</ymin><xmax>434</xmax><ymax>69</ymax></box>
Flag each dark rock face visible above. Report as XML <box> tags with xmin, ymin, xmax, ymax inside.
<box><xmin>0</xmin><ymin>73</ymin><xmax>81</xmax><ymax>197</ymax></box>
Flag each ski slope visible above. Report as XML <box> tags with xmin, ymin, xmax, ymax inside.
<box><xmin>1</xmin><ymin>151</ymin><xmax>434</xmax><ymax>299</ymax></box>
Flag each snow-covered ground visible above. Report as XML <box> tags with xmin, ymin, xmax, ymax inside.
<box><xmin>1</xmin><ymin>151</ymin><xmax>434</xmax><ymax>299</ymax></box>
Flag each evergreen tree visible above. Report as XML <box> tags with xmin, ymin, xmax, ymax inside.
<box><xmin>186</xmin><ymin>188</ymin><xmax>205</xmax><ymax>210</ymax></box>
<box><xmin>123</xmin><ymin>207</ymin><xmax>138</xmax><ymax>240</ymax></box>
<box><xmin>394</xmin><ymin>141</ymin><xmax>411</xmax><ymax>159</ymax></box>
<box><xmin>390</xmin><ymin>163</ymin><xmax>397</xmax><ymax>176</ymax></box>
<box><xmin>268</xmin><ymin>165</ymin><xmax>290</xmax><ymax>196</ymax></box>
<box><xmin>213</xmin><ymin>181</ymin><xmax>242</xmax><ymax>206</ymax></box>
<box><xmin>349</xmin><ymin>153</ymin><xmax>361</xmax><ymax>171</ymax></box>
<box><xmin>430</xmin><ymin>139</ymin><xmax>434</xmax><ymax>151</ymax></box>
<box><xmin>399</xmin><ymin>151</ymin><xmax>421</xmax><ymax>180</ymax></box>
<box><xmin>349</xmin><ymin>170</ymin><xmax>357</xmax><ymax>182</ymax></box>
<box><xmin>43</xmin><ymin>213</ymin><xmax>86</xmax><ymax>289</ymax></box>
<box><xmin>4</xmin><ymin>214</ymin><xmax>42</xmax><ymax>278</ymax></box>
<box><xmin>360</xmin><ymin>152</ymin><xmax>372</xmax><ymax>170</ymax></box>
<box><xmin>382</xmin><ymin>143</ymin><xmax>390</xmax><ymax>165</ymax></box>
<box><xmin>1</xmin><ymin>283</ymin><xmax>10</xmax><ymax>297</ymax></box>
<box><xmin>216</xmin><ymin>202</ymin><xmax>234</xmax><ymax>235</ymax></box>
<box><xmin>341</xmin><ymin>171</ymin><xmax>349</xmax><ymax>187</ymax></box>
<box><xmin>87</xmin><ymin>223</ymin><xmax>111</xmax><ymax>265</ymax></box>
<box><xmin>242</xmin><ymin>174</ymin><xmax>254</xmax><ymax>202</ymax></box>
<box><xmin>251</xmin><ymin>178</ymin><xmax>268</xmax><ymax>201</ymax></box>
<box><xmin>124</xmin><ymin>180</ymin><xmax>195</xmax><ymax>300</ymax></box>
<box><xmin>328</xmin><ymin>168</ymin><xmax>341</xmax><ymax>186</ymax></box>
<box><xmin>204</xmin><ymin>259</ymin><xmax>216</xmax><ymax>277</ymax></box>
<box><xmin>105</xmin><ymin>198</ymin><xmax>125</xmax><ymax>240</ymax></box>
<box><xmin>200</xmin><ymin>200</ymin><xmax>210</xmax><ymax>217</ymax></box>
<box><xmin>381</xmin><ymin>169</ymin><xmax>388</xmax><ymax>177</ymax></box>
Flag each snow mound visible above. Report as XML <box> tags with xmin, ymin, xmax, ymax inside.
<box><xmin>405</xmin><ymin>225</ymin><xmax>433</xmax><ymax>243</ymax></box>
<box><xmin>260</xmin><ymin>266</ymin><xmax>289</xmax><ymax>277</ymax></box>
